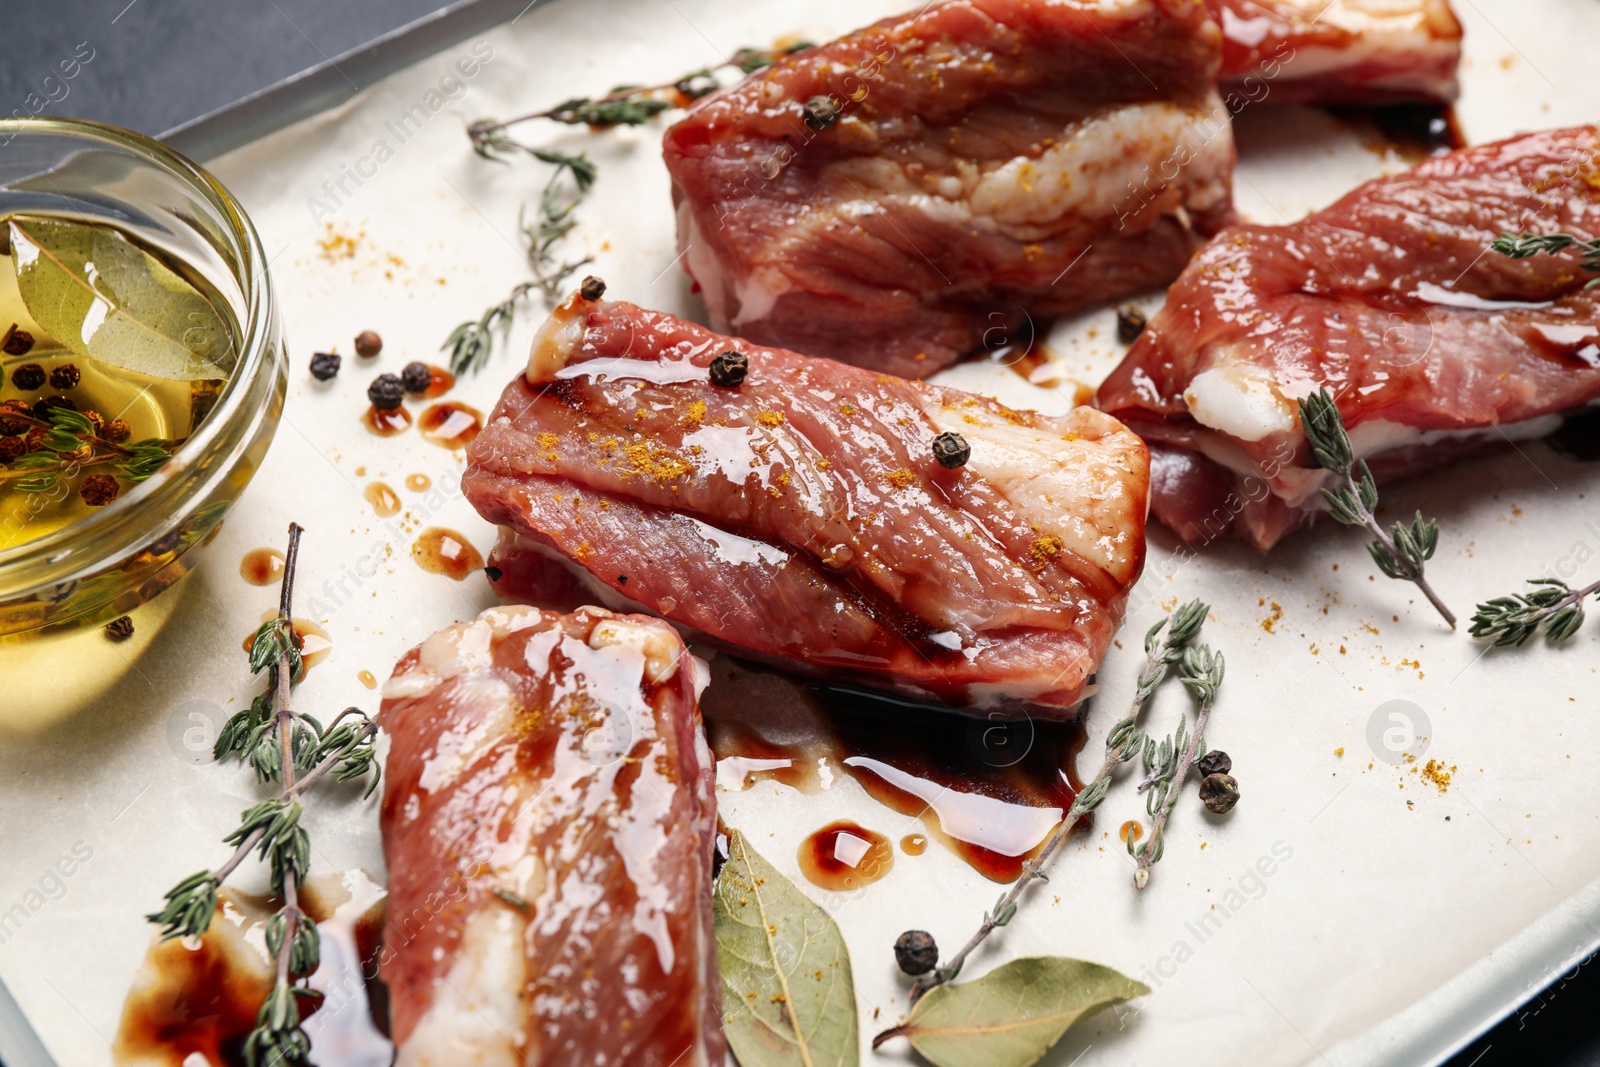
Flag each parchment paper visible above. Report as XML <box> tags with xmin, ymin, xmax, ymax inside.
<box><xmin>3</xmin><ymin>1</ymin><xmax>1600</xmax><ymax>1064</ymax></box>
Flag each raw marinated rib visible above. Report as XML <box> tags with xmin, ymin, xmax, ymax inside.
<box><xmin>1213</xmin><ymin>0</ymin><xmax>1463</xmax><ymax>105</ymax></box>
<box><xmin>1097</xmin><ymin>126</ymin><xmax>1600</xmax><ymax>552</ymax></box>
<box><xmin>463</xmin><ymin>292</ymin><xmax>1149</xmax><ymax>717</ymax></box>
<box><xmin>379</xmin><ymin>605</ymin><xmax>723</xmax><ymax>1067</ymax></box>
<box><xmin>662</xmin><ymin>0</ymin><xmax>1235</xmax><ymax>379</ymax></box>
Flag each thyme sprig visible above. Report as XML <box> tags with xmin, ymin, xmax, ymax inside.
<box><xmin>1469</xmin><ymin>577</ymin><xmax>1600</xmax><ymax>646</ymax></box>
<box><xmin>465</xmin><ymin>42</ymin><xmax>810</xmax><ymax>151</ymax></box>
<box><xmin>1</xmin><ymin>406</ymin><xmax>173</xmax><ymax>492</ymax></box>
<box><xmin>1131</xmin><ymin>645</ymin><xmax>1224</xmax><ymax>889</ymax></box>
<box><xmin>1490</xmin><ymin>232</ymin><xmax>1600</xmax><ymax>288</ymax></box>
<box><xmin>145</xmin><ymin>523</ymin><xmax>380</xmax><ymax>1067</ymax></box>
<box><xmin>443</xmin><ymin>150</ymin><xmax>596</xmax><ymax>375</ymax></box>
<box><xmin>1298</xmin><ymin>388</ymin><xmax>1455</xmax><ymax>628</ymax></box>
<box><xmin>904</xmin><ymin>601</ymin><xmax>1211</xmax><ymax>1005</ymax></box>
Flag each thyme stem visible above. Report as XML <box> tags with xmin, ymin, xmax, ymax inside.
<box><xmin>905</xmin><ymin>601</ymin><xmax>1210</xmax><ymax>1004</ymax></box>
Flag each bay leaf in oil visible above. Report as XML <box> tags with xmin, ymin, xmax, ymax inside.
<box><xmin>872</xmin><ymin>956</ymin><xmax>1148</xmax><ymax>1067</ymax></box>
<box><xmin>714</xmin><ymin>829</ymin><xmax>859</xmax><ymax>1067</ymax></box>
<box><xmin>8</xmin><ymin>215</ymin><xmax>234</xmax><ymax>380</ymax></box>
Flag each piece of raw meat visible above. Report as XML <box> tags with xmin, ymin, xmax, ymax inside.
<box><xmin>662</xmin><ymin>0</ymin><xmax>1235</xmax><ymax>379</ymax></box>
<box><xmin>379</xmin><ymin>605</ymin><xmax>723</xmax><ymax>1067</ymax></box>
<box><xmin>1097</xmin><ymin>125</ymin><xmax>1600</xmax><ymax>552</ymax></box>
<box><xmin>1213</xmin><ymin>0</ymin><xmax>1463</xmax><ymax>106</ymax></box>
<box><xmin>463</xmin><ymin>291</ymin><xmax>1149</xmax><ymax>717</ymax></box>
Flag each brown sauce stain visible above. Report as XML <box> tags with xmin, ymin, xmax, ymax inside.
<box><xmin>241</xmin><ymin>611</ymin><xmax>332</xmax><ymax>670</ymax></box>
<box><xmin>900</xmin><ymin>833</ymin><xmax>928</xmax><ymax>856</ymax></box>
<box><xmin>362</xmin><ymin>404</ymin><xmax>411</xmax><ymax>437</ymax></box>
<box><xmin>1327</xmin><ymin>103</ymin><xmax>1465</xmax><ymax>161</ymax></box>
<box><xmin>417</xmin><ymin>402</ymin><xmax>481</xmax><ymax>450</ymax></box>
<box><xmin>358</xmin><ymin>669</ymin><xmax>378</xmax><ymax>690</ymax></box>
<box><xmin>364</xmin><ymin>482</ymin><xmax>401</xmax><ymax>518</ymax></box>
<box><xmin>703</xmin><ymin>657</ymin><xmax>1084</xmax><ymax>883</ymax></box>
<box><xmin>113</xmin><ymin>872</ymin><xmax>391</xmax><ymax>1067</ymax></box>
<box><xmin>798</xmin><ymin>821</ymin><xmax>893</xmax><ymax>892</ymax></box>
<box><xmin>411</xmin><ymin>527</ymin><xmax>483</xmax><ymax>580</ymax></box>
<box><xmin>238</xmin><ymin>548</ymin><xmax>285</xmax><ymax>587</ymax></box>
<box><xmin>404</xmin><ymin>473</ymin><xmax>432</xmax><ymax>492</ymax></box>
<box><xmin>421</xmin><ymin>364</ymin><xmax>455</xmax><ymax>399</ymax></box>
<box><xmin>1549</xmin><ymin>410</ymin><xmax>1600</xmax><ymax>462</ymax></box>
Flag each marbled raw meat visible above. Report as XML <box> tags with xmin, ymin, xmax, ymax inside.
<box><xmin>464</xmin><ymin>291</ymin><xmax>1150</xmax><ymax>717</ymax></box>
<box><xmin>662</xmin><ymin>0</ymin><xmax>1235</xmax><ymax>379</ymax></box>
<box><xmin>379</xmin><ymin>605</ymin><xmax>722</xmax><ymax>1067</ymax></box>
<box><xmin>1097</xmin><ymin>126</ymin><xmax>1600</xmax><ymax>551</ymax></box>
<box><xmin>1213</xmin><ymin>0</ymin><xmax>1462</xmax><ymax>106</ymax></box>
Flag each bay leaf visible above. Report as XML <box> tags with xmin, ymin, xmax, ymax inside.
<box><xmin>872</xmin><ymin>956</ymin><xmax>1148</xmax><ymax>1067</ymax></box>
<box><xmin>714</xmin><ymin>829</ymin><xmax>859</xmax><ymax>1067</ymax></box>
<box><xmin>9</xmin><ymin>215</ymin><xmax>234</xmax><ymax>380</ymax></box>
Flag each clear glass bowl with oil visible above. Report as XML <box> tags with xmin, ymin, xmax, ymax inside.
<box><xmin>0</xmin><ymin>118</ymin><xmax>285</xmax><ymax>722</ymax></box>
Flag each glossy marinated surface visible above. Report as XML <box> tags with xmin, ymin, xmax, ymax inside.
<box><xmin>379</xmin><ymin>605</ymin><xmax>722</xmax><ymax>1067</ymax></box>
<box><xmin>465</xmin><ymin>294</ymin><xmax>1149</xmax><ymax>715</ymax></box>
<box><xmin>662</xmin><ymin>0</ymin><xmax>1235</xmax><ymax>378</ymax></box>
<box><xmin>1098</xmin><ymin>125</ymin><xmax>1600</xmax><ymax>550</ymax></box>
<box><xmin>1213</xmin><ymin>0</ymin><xmax>1462</xmax><ymax>105</ymax></box>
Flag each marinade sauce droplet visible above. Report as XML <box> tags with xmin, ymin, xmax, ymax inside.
<box><xmin>239</xmin><ymin>548</ymin><xmax>285</xmax><ymax>586</ymax></box>
<box><xmin>797</xmin><ymin>820</ymin><xmax>893</xmax><ymax>892</ymax></box>
<box><xmin>364</xmin><ymin>482</ymin><xmax>401</xmax><ymax>518</ymax></box>
<box><xmin>411</xmin><ymin>527</ymin><xmax>483</xmax><ymax>580</ymax></box>
<box><xmin>417</xmin><ymin>402</ymin><xmax>482</xmax><ymax>449</ymax></box>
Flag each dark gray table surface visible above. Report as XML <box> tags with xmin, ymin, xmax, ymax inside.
<box><xmin>0</xmin><ymin>2</ymin><xmax>1596</xmax><ymax>1065</ymax></box>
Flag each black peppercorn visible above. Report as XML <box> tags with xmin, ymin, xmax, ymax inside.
<box><xmin>355</xmin><ymin>330</ymin><xmax>383</xmax><ymax>358</ymax></box>
<box><xmin>0</xmin><ymin>400</ymin><xmax>30</xmax><ymax>436</ymax></box>
<box><xmin>309</xmin><ymin>352</ymin><xmax>341</xmax><ymax>381</ymax></box>
<box><xmin>894</xmin><ymin>930</ymin><xmax>939</xmax><ymax>975</ymax></box>
<box><xmin>49</xmin><ymin>363</ymin><xmax>81</xmax><ymax>389</ymax></box>
<box><xmin>2</xmin><ymin>325</ymin><xmax>34</xmax><ymax>356</ymax></box>
<box><xmin>11</xmin><ymin>363</ymin><xmax>45</xmax><ymax>390</ymax></box>
<box><xmin>1116</xmin><ymin>304</ymin><xmax>1147</xmax><ymax>345</ymax></box>
<box><xmin>1196</xmin><ymin>750</ymin><xmax>1231</xmax><ymax>777</ymax></box>
<box><xmin>401</xmin><ymin>361</ymin><xmax>432</xmax><ymax>394</ymax></box>
<box><xmin>367</xmin><ymin>373</ymin><xmax>405</xmax><ymax>411</ymax></box>
<box><xmin>709</xmin><ymin>350</ymin><xmax>748</xmax><ymax>387</ymax></box>
<box><xmin>105</xmin><ymin>615</ymin><xmax>135</xmax><ymax>641</ymax></box>
<box><xmin>1200</xmin><ymin>773</ymin><xmax>1239</xmax><ymax>814</ymax></box>
<box><xmin>931</xmin><ymin>431</ymin><xmax>971</xmax><ymax>469</ymax></box>
<box><xmin>484</xmin><ymin>565</ymin><xmax>503</xmax><ymax>583</ymax></box>
<box><xmin>32</xmin><ymin>395</ymin><xmax>76</xmax><ymax>419</ymax></box>
<box><xmin>802</xmin><ymin>95</ymin><xmax>842</xmax><ymax>131</ymax></box>
<box><xmin>102</xmin><ymin>418</ymin><xmax>131</xmax><ymax>443</ymax></box>
<box><xmin>579</xmin><ymin>275</ymin><xmax>607</xmax><ymax>301</ymax></box>
<box><xmin>79</xmin><ymin>474</ymin><xmax>120</xmax><ymax>507</ymax></box>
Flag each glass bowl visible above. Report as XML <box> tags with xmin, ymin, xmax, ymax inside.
<box><xmin>0</xmin><ymin>117</ymin><xmax>286</xmax><ymax>723</ymax></box>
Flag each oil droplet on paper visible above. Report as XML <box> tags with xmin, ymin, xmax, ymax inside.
<box><xmin>900</xmin><ymin>833</ymin><xmax>928</xmax><ymax>856</ymax></box>
<box><xmin>362</xmin><ymin>404</ymin><xmax>411</xmax><ymax>437</ymax></box>
<box><xmin>1120</xmin><ymin>820</ymin><xmax>1143</xmax><ymax>845</ymax></box>
<box><xmin>404</xmin><ymin>473</ymin><xmax>432</xmax><ymax>492</ymax></box>
<box><xmin>364</xmin><ymin>482</ymin><xmax>401</xmax><ymax>518</ymax></box>
<box><xmin>798</xmin><ymin>821</ymin><xmax>893</xmax><ymax>892</ymax></box>
<box><xmin>417</xmin><ymin>402</ymin><xmax>481</xmax><ymax>450</ymax></box>
<box><xmin>358</xmin><ymin>670</ymin><xmax>377</xmax><ymax>689</ymax></box>
<box><xmin>411</xmin><ymin>527</ymin><xmax>482</xmax><ymax>580</ymax></box>
<box><xmin>238</xmin><ymin>548</ymin><xmax>284</xmax><ymax>587</ymax></box>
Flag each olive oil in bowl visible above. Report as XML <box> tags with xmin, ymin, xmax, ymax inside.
<box><xmin>0</xmin><ymin>214</ymin><xmax>236</xmax><ymax>550</ymax></box>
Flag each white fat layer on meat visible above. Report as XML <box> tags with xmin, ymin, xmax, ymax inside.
<box><xmin>1245</xmin><ymin>0</ymin><xmax>1457</xmax><ymax>38</ymax></box>
<box><xmin>920</xmin><ymin>403</ymin><xmax>1146</xmax><ymax>585</ymax></box>
<box><xmin>1223</xmin><ymin>0</ymin><xmax>1458</xmax><ymax>89</ymax></box>
<box><xmin>968</xmin><ymin>95</ymin><xmax>1234</xmax><ymax>235</ymax></box>
<box><xmin>589</xmin><ymin>618</ymin><xmax>682</xmax><ymax>684</ymax></box>
<box><xmin>1183</xmin><ymin>363</ymin><xmax>1296</xmax><ymax>442</ymax></box>
<box><xmin>678</xmin><ymin>201</ymin><xmax>735</xmax><ymax>331</ymax></box>
<box><xmin>397</xmin><ymin>907</ymin><xmax>528</xmax><ymax>1067</ymax></box>
<box><xmin>524</xmin><ymin>300</ymin><xmax>587</xmax><ymax>384</ymax></box>
<box><xmin>1193</xmin><ymin>413</ymin><xmax>1565</xmax><ymax>508</ymax></box>
<box><xmin>381</xmin><ymin>605</ymin><xmax>546</xmax><ymax>701</ymax></box>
